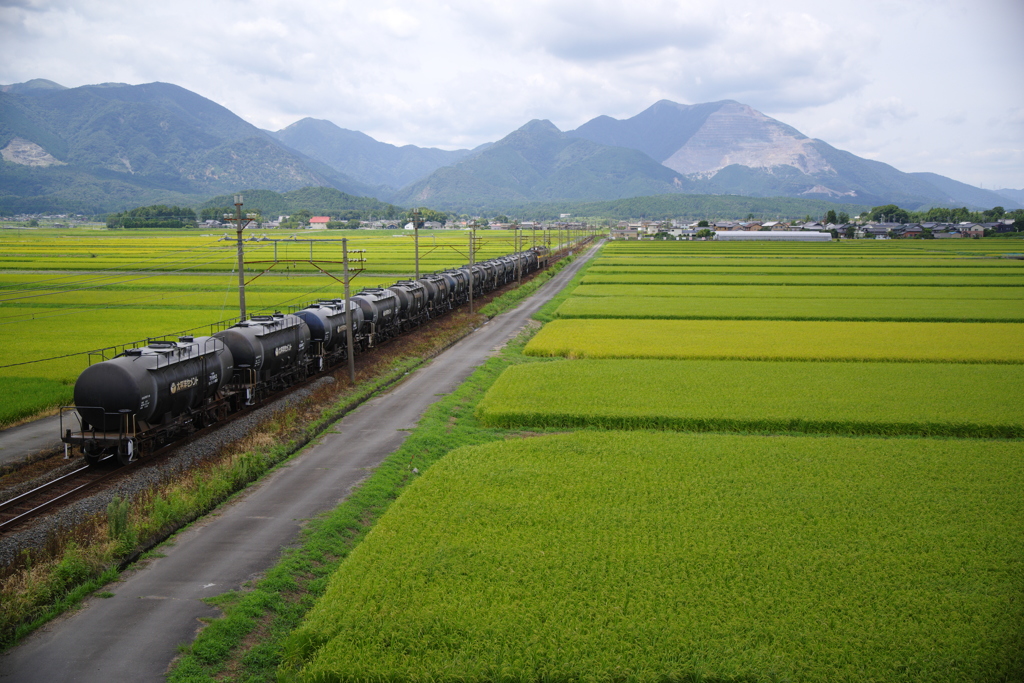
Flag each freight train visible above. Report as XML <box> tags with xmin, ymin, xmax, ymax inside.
<box><xmin>61</xmin><ymin>246</ymin><xmax>551</xmax><ymax>465</ymax></box>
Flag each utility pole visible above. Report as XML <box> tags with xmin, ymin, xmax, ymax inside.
<box><xmin>224</xmin><ymin>194</ymin><xmax>258</xmax><ymax>323</ymax></box>
<box><xmin>412</xmin><ymin>208</ymin><xmax>420</xmax><ymax>280</ymax></box>
<box><xmin>516</xmin><ymin>228</ymin><xmax>522</xmax><ymax>284</ymax></box>
<box><xmin>468</xmin><ymin>228</ymin><xmax>475</xmax><ymax>314</ymax></box>
<box><xmin>343</xmin><ymin>238</ymin><xmax>356</xmax><ymax>384</ymax></box>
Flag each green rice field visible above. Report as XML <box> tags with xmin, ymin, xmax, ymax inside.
<box><xmin>591</xmin><ymin>257</ymin><xmax>1024</xmax><ymax>267</ymax></box>
<box><xmin>582</xmin><ymin>272</ymin><xmax>1024</xmax><ymax>286</ymax></box>
<box><xmin>553</xmin><ymin>294</ymin><xmax>1024</xmax><ymax>321</ymax></box>
<box><xmin>287</xmin><ymin>431</ymin><xmax>1024</xmax><ymax>683</ymax></box>
<box><xmin>571</xmin><ymin>283</ymin><xmax>1024</xmax><ymax>299</ymax></box>
<box><xmin>476</xmin><ymin>359</ymin><xmax>1024</xmax><ymax>437</ymax></box>
<box><xmin>586</xmin><ymin>264</ymin><xmax>1022</xmax><ymax>275</ymax></box>
<box><xmin>598</xmin><ymin>240</ymin><xmax>1022</xmax><ymax>257</ymax></box>
<box><xmin>525</xmin><ymin>318</ymin><xmax>1024</xmax><ymax>362</ymax></box>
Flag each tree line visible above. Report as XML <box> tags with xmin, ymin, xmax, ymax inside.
<box><xmin>106</xmin><ymin>205</ymin><xmax>198</xmax><ymax>229</ymax></box>
<box><xmin>866</xmin><ymin>204</ymin><xmax>1024</xmax><ymax>229</ymax></box>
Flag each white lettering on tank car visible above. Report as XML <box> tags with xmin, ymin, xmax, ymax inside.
<box><xmin>170</xmin><ymin>377</ymin><xmax>199</xmax><ymax>394</ymax></box>
<box><xmin>274</xmin><ymin>344</ymin><xmax>293</xmax><ymax>357</ymax></box>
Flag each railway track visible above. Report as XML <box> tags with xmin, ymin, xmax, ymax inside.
<box><xmin>0</xmin><ymin>463</ymin><xmax>121</xmax><ymax>533</ymax></box>
<box><xmin>0</xmin><ymin>388</ymin><xmax>281</xmax><ymax>536</ymax></box>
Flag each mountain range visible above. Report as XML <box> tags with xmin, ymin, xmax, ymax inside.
<box><xmin>1</xmin><ymin>79</ymin><xmax>1019</xmax><ymax>215</ymax></box>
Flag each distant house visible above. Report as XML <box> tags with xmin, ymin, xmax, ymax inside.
<box><xmin>715</xmin><ymin>230</ymin><xmax>831</xmax><ymax>242</ymax></box>
<box><xmin>610</xmin><ymin>228</ymin><xmax>639</xmax><ymax>240</ymax></box>
<box><xmin>858</xmin><ymin>226</ymin><xmax>892</xmax><ymax>239</ymax></box>
<box><xmin>309</xmin><ymin>216</ymin><xmax>331</xmax><ymax>230</ymax></box>
<box><xmin>960</xmin><ymin>223</ymin><xmax>985</xmax><ymax>238</ymax></box>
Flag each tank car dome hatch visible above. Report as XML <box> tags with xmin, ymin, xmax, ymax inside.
<box><xmin>388</xmin><ymin>280</ymin><xmax>427</xmax><ymax>318</ymax></box>
<box><xmin>295</xmin><ymin>300</ymin><xmax>363</xmax><ymax>353</ymax></box>
<box><xmin>214</xmin><ymin>314</ymin><xmax>309</xmax><ymax>382</ymax></box>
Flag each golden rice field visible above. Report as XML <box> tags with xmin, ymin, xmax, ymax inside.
<box><xmin>525</xmin><ymin>318</ymin><xmax>1024</xmax><ymax>362</ymax></box>
<box><xmin>553</xmin><ymin>293</ymin><xmax>1024</xmax><ymax>321</ymax></box>
<box><xmin>0</xmin><ymin>227</ymin><xmax>553</xmax><ymax>274</ymax></box>
<box><xmin>571</xmin><ymin>283</ymin><xmax>1024</xmax><ymax>299</ymax></box>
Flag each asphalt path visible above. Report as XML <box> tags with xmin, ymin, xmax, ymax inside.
<box><xmin>0</xmin><ymin>245</ymin><xmax>598</xmax><ymax>682</ymax></box>
<box><xmin>0</xmin><ymin>414</ymin><xmax>63</xmax><ymax>468</ymax></box>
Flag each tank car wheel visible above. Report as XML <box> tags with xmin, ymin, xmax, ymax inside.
<box><xmin>82</xmin><ymin>443</ymin><xmax>111</xmax><ymax>467</ymax></box>
<box><xmin>117</xmin><ymin>441</ymin><xmax>138</xmax><ymax>467</ymax></box>
<box><xmin>83</xmin><ymin>451</ymin><xmax>104</xmax><ymax>467</ymax></box>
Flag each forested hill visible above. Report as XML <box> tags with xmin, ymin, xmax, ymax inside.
<box><xmin>0</xmin><ymin>81</ymin><xmax>372</xmax><ymax>214</ymax></box>
<box><xmin>200</xmin><ymin>187</ymin><xmax>402</xmax><ymax>220</ymax></box>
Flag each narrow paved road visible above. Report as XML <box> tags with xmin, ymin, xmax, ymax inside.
<box><xmin>0</xmin><ymin>245</ymin><xmax>598</xmax><ymax>682</ymax></box>
<box><xmin>0</xmin><ymin>415</ymin><xmax>62</xmax><ymax>468</ymax></box>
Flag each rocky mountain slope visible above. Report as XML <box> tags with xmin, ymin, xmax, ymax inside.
<box><xmin>564</xmin><ymin>100</ymin><xmax>1018</xmax><ymax>210</ymax></box>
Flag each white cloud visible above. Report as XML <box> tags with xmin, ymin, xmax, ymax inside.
<box><xmin>0</xmin><ymin>0</ymin><xmax>1021</xmax><ymax>188</ymax></box>
<box><xmin>370</xmin><ymin>7</ymin><xmax>420</xmax><ymax>39</ymax></box>
<box><xmin>859</xmin><ymin>98</ymin><xmax>918</xmax><ymax>129</ymax></box>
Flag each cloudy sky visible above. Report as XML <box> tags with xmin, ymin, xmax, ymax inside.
<box><xmin>2</xmin><ymin>0</ymin><xmax>1022</xmax><ymax>190</ymax></box>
